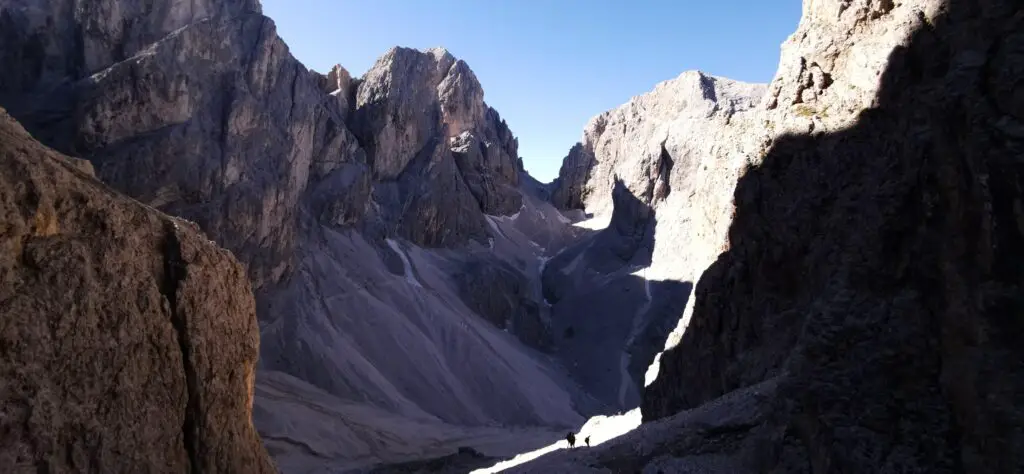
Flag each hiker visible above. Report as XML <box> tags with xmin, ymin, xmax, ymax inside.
<box><xmin>585</xmin><ymin>436</ymin><xmax>591</xmax><ymax>447</ymax></box>
<box><xmin>566</xmin><ymin>431</ymin><xmax>576</xmax><ymax>448</ymax></box>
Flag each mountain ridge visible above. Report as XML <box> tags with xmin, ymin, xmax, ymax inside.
<box><xmin>0</xmin><ymin>2</ymin><xmax>609</xmax><ymax>470</ymax></box>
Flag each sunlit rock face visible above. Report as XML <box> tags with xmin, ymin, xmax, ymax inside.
<box><xmin>6</xmin><ymin>0</ymin><xmax>1021</xmax><ymax>472</ymax></box>
<box><xmin>544</xmin><ymin>69</ymin><xmax>767</xmax><ymax>412</ymax></box>
<box><xmin>351</xmin><ymin>46</ymin><xmax>523</xmax><ymax>247</ymax></box>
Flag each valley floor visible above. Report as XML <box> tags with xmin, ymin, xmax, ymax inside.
<box><xmin>255</xmin><ymin>370</ymin><xmax>568</xmax><ymax>473</ymax></box>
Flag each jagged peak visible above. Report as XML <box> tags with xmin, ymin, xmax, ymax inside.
<box><xmin>370</xmin><ymin>46</ymin><xmax>457</xmax><ymax>75</ymax></box>
<box><xmin>425</xmin><ymin>46</ymin><xmax>454</xmax><ymax>63</ymax></box>
<box><xmin>637</xmin><ymin>70</ymin><xmax>765</xmax><ymax>109</ymax></box>
<box><xmin>568</xmin><ymin>70</ymin><xmax>766</xmax><ymax>148</ymax></box>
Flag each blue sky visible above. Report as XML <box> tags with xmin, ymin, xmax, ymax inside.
<box><xmin>261</xmin><ymin>0</ymin><xmax>802</xmax><ymax>182</ymax></box>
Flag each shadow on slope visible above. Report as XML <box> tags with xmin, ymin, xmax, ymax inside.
<box><xmin>256</xmin><ymin>210</ymin><xmax>588</xmax><ymax>427</ymax></box>
<box><xmin>642</xmin><ymin>0</ymin><xmax>1024</xmax><ymax>471</ymax></box>
<box><xmin>362</xmin><ymin>447</ymin><xmax>498</xmax><ymax>474</ymax></box>
<box><xmin>542</xmin><ymin>178</ymin><xmax>693</xmax><ymax>413</ymax></box>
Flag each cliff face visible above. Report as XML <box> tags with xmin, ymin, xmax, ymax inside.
<box><xmin>353</xmin><ymin>46</ymin><xmax>523</xmax><ymax>247</ymax></box>
<box><xmin>648</xmin><ymin>0</ymin><xmax>1024</xmax><ymax>469</ymax></box>
<box><xmin>0</xmin><ymin>0</ymin><xmax>358</xmax><ymax>290</ymax></box>
<box><xmin>0</xmin><ymin>107</ymin><xmax>275</xmax><ymax>473</ymax></box>
<box><xmin>546</xmin><ymin>71</ymin><xmax>769</xmax><ymax>325</ymax></box>
<box><xmin>529</xmin><ymin>0</ymin><xmax>1024</xmax><ymax>472</ymax></box>
<box><xmin>0</xmin><ymin>0</ymin><xmax>261</xmax><ymax>94</ymax></box>
<box><xmin>0</xmin><ymin>3</ymin><xmax>524</xmax><ymax>288</ymax></box>
<box><xmin>550</xmin><ymin>71</ymin><xmax>765</xmax><ymax>219</ymax></box>
<box><xmin>541</xmin><ymin>70</ymin><xmax>768</xmax><ymax>411</ymax></box>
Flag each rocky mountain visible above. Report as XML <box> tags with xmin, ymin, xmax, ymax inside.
<box><xmin>518</xmin><ymin>0</ymin><xmax>1024</xmax><ymax>471</ymax></box>
<box><xmin>2</xmin><ymin>0</ymin><xmax>1021</xmax><ymax>472</ymax></box>
<box><xmin>550</xmin><ymin>71</ymin><xmax>766</xmax><ymax>218</ymax></box>
<box><xmin>0</xmin><ymin>0</ymin><xmax>602</xmax><ymax>471</ymax></box>
<box><xmin>349</xmin><ymin>45</ymin><xmax>523</xmax><ymax>246</ymax></box>
<box><xmin>541</xmin><ymin>69</ymin><xmax>767</xmax><ymax>411</ymax></box>
<box><xmin>0</xmin><ymin>107</ymin><xmax>275</xmax><ymax>472</ymax></box>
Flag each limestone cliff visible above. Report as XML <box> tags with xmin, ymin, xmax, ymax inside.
<box><xmin>646</xmin><ymin>0</ymin><xmax>1024</xmax><ymax>470</ymax></box>
<box><xmin>526</xmin><ymin>0</ymin><xmax>1024</xmax><ymax>472</ymax></box>
<box><xmin>0</xmin><ymin>1</ymin><xmax>587</xmax><ymax>469</ymax></box>
<box><xmin>0</xmin><ymin>107</ymin><xmax>275</xmax><ymax>473</ymax></box>
<box><xmin>353</xmin><ymin>46</ymin><xmax>523</xmax><ymax>246</ymax></box>
<box><xmin>541</xmin><ymin>70</ymin><xmax>766</xmax><ymax>411</ymax></box>
<box><xmin>0</xmin><ymin>2</ymin><xmax>529</xmax><ymax>284</ymax></box>
<box><xmin>550</xmin><ymin>71</ymin><xmax>765</xmax><ymax>219</ymax></box>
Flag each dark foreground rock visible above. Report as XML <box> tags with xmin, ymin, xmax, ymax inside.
<box><xmin>0</xmin><ymin>108</ymin><xmax>275</xmax><ymax>473</ymax></box>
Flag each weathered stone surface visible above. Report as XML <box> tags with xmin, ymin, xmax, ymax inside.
<box><xmin>312</xmin><ymin>64</ymin><xmax>355</xmax><ymax>121</ymax></box>
<box><xmin>545</xmin><ymin>75</ymin><xmax>769</xmax><ymax>387</ymax></box>
<box><xmin>508</xmin><ymin>379</ymin><xmax>778</xmax><ymax>474</ymax></box>
<box><xmin>0</xmin><ymin>0</ymin><xmax>528</xmax><ymax>263</ymax></box>
<box><xmin>549</xmin><ymin>71</ymin><xmax>765</xmax><ymax>218</ymax></box>
<box><xmin>438</xmin><ymin>60</ymin><xmax>486</xmax><ymax>142</ymax></box>
<box><xmin>0</xmin><ymin>107</ymin><xmax>275</xmax><ymax>473</ymax></box>
<box><xmin>0</xmin><ymin>0</ymin><xmax>261</xmax><ymax>96</ymax></box>
<box><xmin>351</xmin><ymin>46</ymin><xmax>522</xmax><ymax>245</ymax></box>
<box><xmin>642</xmin><ymin>0</ymin><xmax>945</xmax><ymax>413</ymax></box>
<box><xmin>0</xmin><ymin>2</ymin><xmax>365</xmax><ymax>290</ymax></box>
<box><xmin>542</xmin><ymin>72</ymin><xmax>765</xmax><ymax>412</ymax></box>
<box><xmin>450</xmin><ymin>130</ymin><xmax>522</xmax><ymax>216</ymax></box>
<box><xmin>454</xmin><ymin>256</ymin><xmax>552</xmax><ymax>351</ymax></box>
<box><xmin>549</xmin><ymin>142</ymin><xmax>595</xmax><ymax>211</ymax></box>
<box><xmin>365</xmin><ymin>137</ymin><xmax>490</xmax><ymax>247</ymax></box>
<box><xmin>352</xmin><ymin>47</ymin><xmax>457</xmax><ymax>179</ymax></box>
<box><xmin>455</xmin><ymin>259</ymin><xmax>528</xmax><ymax>329</ymax></box>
